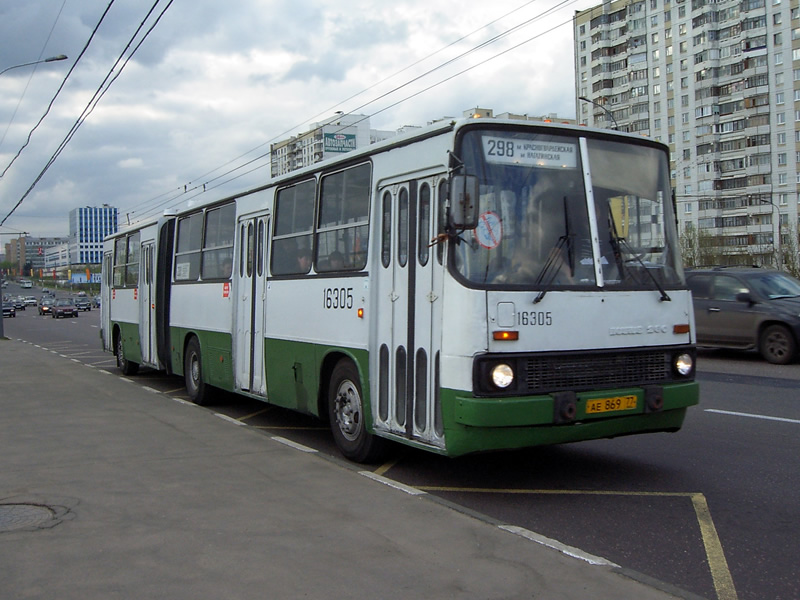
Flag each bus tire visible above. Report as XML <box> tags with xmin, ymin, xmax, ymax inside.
<box><xmin>327</xmin><ymin>359</ymin><xmax>387</xmax><ymax>463</ymax></box>
<box><xmin>184</xmin><ymin>336</ymin><xmax>211</xmax><ymax>405</ymax></box>
<box><xmin>116</xmin><ymin>332</ymin><xmax>139</xmax><ymax>376</ymax></box>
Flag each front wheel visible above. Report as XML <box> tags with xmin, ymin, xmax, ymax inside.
<box><xmin>327</xmin><ymin>359</ymin><xmax>387</xmax><ymax>463</ymax></box>
<box><xmin>116</xmin><ymin>333</ymin><xmax>139</xmax><ymax>375</ymax></box>
<box><xmin>760</xmin><ymin>324</ymin><xmax>797</xmax><ymax>365</ymax></box>
<box><xmin>184</xmin><ymin>337</ymin><xmax>212</xmax><ymax>405</ymax></box>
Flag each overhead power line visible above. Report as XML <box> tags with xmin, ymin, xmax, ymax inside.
<box><xmin>1</xmin><ymin>0</ymin><xmax>175</xmax><ymax>227</ymax></box>
<box><xmin>127</xmin><ymin>0</ymin><xmax>580</xmax><ymax>224</ymax></box>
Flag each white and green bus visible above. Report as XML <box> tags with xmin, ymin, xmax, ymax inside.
<box><xmin>101</xmin><ymin>118</ymin><xmax>698</xmax><ymax>462</ymax></box>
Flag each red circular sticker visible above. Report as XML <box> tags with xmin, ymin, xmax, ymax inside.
<box><xmin>474</xmin><ymin>211</ymin><xmax>503</xmax><ymax>249</ymax></box>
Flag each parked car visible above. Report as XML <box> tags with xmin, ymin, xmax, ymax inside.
<box><xmin>2</xmin><ymin>302</ymin><xmax>15</xmax><ymax>318</ymax></box>
<box><xmin>52</xmin><ymin>297</ymin><xmax>79</xmax><ymax>319</ymax></box>
<box><xmin>38</xmin><ymin>297</ymin><xmax>54</xmax><ymax>315</ymax></box>
<box><xmin>686</xmin><ymin>267</ymin><xmax>800</xmax><ymax>364</ymax></box>
<box><xmin>75</xmin><ymin>297</ymin><xmax>91</xmax><ymax>311</ymax></box>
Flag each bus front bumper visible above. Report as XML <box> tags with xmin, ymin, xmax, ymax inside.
<box><xmin>441</xmin><ymin>381</ymin><xmax>699</xmax><ymax>457</ymax></box>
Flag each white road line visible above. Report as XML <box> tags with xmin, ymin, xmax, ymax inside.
<box><xmin>271</xmin><ymin>436</ymin><xmax>317</xmax><ymax>453</ymax></box>
<box><xmin>499</xmin><ymin>525</ymin><xmax>620</xmax><ymax>567</ymax></box>
<box><xmin>215</xmin><ymin>413</ymin><xmax>246</xmax><ymax>426</ymax></box>
<box><xmin>705</xmin><ymin>408</ymin><xmax>800</xmax><ymax>425</ymax></box>
<box><xmin>359</xmin><ymin>472</ymin><xmax>427</xmax><ymax>496</ymax></box>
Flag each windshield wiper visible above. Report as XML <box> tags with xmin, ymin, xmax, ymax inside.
<box><xmin>533</xmin><ymin>197</ymin><xmax>575</xmax><ymax>304</ymax></box>
<box><xmin>615</xmin><ymin>236</ymin><xmax>671</xmax><ymax>302</ymax></box>
<box><xmin>533</xmin><ymin>235</ymin><xmax>572</xmax><ymax>304</ymax></box>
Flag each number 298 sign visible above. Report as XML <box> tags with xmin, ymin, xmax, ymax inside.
<box><xmin>474</xmin><ymin>211</ymin><xmax>503</xmax><ymax>250</ymax></box>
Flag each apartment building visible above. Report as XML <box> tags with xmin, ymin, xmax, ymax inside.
<box><xmin>574</xmin><ymin>0</ymin><xmax>800</xmax><ymax>266</ymax></box>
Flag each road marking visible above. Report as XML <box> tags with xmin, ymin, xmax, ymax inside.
<box><xmin>252</xmin><ymin>425</ymin><xmax>327</xmax><ymax>431</ymax></box>
<box><xmin>359</xmin><ymin>471</ymin><xmax>427</xmax><ymax>496</ymax></box>
<box><xmin>215</xmin><ymin>413</ymin><xmax>246</xmax><ymax>426</ymax></box>
<box><xmin>416</xmin><ymin>486</ymin><xmax>737</xmax><ymax>600</ymax></box>
<box><xmin>499</xmin><ymin>525</ymin><xmax>618</xmax><ymax>567</ymax></box>
<box><xmin>238</xmin><ymin>408</ymin><xmax>272</xmax><ymax>421</ymax></box>
<box><xmin>374</xmin><ymin>459</ymin><xmax>401</xmax><ymax>477</ymax></box>
<box><xmin>271</xmin><ymin>436</ymin><xmax>317</xmax><ymax>453</ymax></box>
<box><xmin>141</xmin><ymin>386</ymin><xmax>160</xmax><ymax>394</ymax></box>
<box><xmin>691</xmin><ymin>493</ymin><xmax>738</xmax><ymax>600</ymax></box>
<box><xmin>705</xmin><ymin>408</ymin><xmax>800</xmax><ymax>425</ymax></box>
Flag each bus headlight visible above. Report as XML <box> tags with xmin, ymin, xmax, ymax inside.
<box><xmin>491</xmin><ymin>363</ymin><xmax>514</xmax><ymax>389</ymax></box>
<box><xmin>674</xmin><ymin>353</ymin><xmax>694</xmax><ymax>377</ymax></box>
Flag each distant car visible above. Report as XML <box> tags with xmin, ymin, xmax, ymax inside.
<box><xmin>2</xmin><ymin>302</ymin><xmax>15</xmax><ymax>318</ymax></box>
<box><xmin>686</xmin><ymin>267</ymin><xmax>800</xmax><ymax>364</ymax></box>
<box><xmin>75</xmin><ymin>297</ymin><xmax>91</xmax><ymax>311</ymax></box>
<box><xmin>52</xmin><ymin>297</ymin><xmax>79</xmax><ymax>319</ymax></box>
<box><xmin>12</xmin><ymin>297</ymin><xmax>25</xmax><ymax>310</ymax></box>
<box><xmin>93</xmin><ymin>295</ymin><xmax>101</xmax><ymax>308</ymax></box>
<box><xmin>24</xmin><ymin>296</ymin><xmax>37</xmax><ymax>306</ymax></box>
<box><xmin>38</xmin><ymin>297</ymin><xmax>54</xmax><ymax>315</ymax></box>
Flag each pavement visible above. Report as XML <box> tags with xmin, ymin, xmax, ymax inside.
<box><xmin>0</xmin><ymin>337</ymin><xmax>696</xmax><ymax>599</ymax></box>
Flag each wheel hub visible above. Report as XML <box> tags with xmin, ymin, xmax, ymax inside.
<box><xmin>335</xmin><ymin>383</ymin><xmax>361</xmax><ymax>441</ymax></box>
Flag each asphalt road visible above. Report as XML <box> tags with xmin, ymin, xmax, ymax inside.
<box><xmin>3</xmin><ymin>283</ymin><xmax>799</xmax><ymax>600</ymax></box>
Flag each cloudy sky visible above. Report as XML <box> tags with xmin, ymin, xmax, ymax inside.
<box><xmin>0</xmin><ymin>0</ymin><xmax>597</xmax><ymax>239</ymax></box>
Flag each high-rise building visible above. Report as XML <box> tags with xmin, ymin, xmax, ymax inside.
<box><xmin>574</xmin><ymin>0</ymin><xmax>799</xmax><ymax>267</ymax></box>
<box><xmin>69</xmin><ymin>205</ymin><xmax>118</xmax><ymax>264</ymax></box>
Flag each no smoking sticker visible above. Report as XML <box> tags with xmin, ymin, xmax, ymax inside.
<box><xmin>474</xmin><ymin>211</ymin><xmax>503</xmax><ymax>249</ymax></box>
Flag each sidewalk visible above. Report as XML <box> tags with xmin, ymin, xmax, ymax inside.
<box><xmin>0</xmin><ymin>338</ymin><xmax>690</xmax><ymax>599</ymax></box>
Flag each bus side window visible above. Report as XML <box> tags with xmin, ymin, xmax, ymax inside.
<box><xmin>317</xmin><ymin>163</ymin><xmax>370</xmax><ymax>272</ymax></box>
<box><xmin>271</xmin><ymin>180</ymin><xmax>315</xmax><ymax>275</ymax></box>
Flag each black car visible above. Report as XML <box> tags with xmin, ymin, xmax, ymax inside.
<box><xmin>52</xmin><ymin>298</ymin><xmax>79</xmax><ymax>319</ymax></box>
<box><xmin>75</xmin><ymin>297</ymin><xmax>91</xmax><ymax>311</ymax></box>
<box><xmin>2</xmin><ymin>302</ymin><xmax>15</xmax><ymax>318</ymax></box>
<box><xmin>686</xmin><ymin>267</ymin><xmax>800</xmax><ymax>364</ymax></box>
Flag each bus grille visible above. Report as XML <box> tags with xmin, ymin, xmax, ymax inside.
<box><xmin>522</xmin><ymin>350</ymin><xmax>671</xmax><ymax>394</ymax></box>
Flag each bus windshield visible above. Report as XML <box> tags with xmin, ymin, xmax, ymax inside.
<box><xmin>453</xmin><ymin>128</ymin><xmax>684</xmax><ymax>290</ymax></box>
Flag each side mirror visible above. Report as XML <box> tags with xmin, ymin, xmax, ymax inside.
<box><xmin>735</xmin><ymin>291</ymin><xmax>755</xmax><ymax>305</ymax></box>
<box><xmin>449</xmin><ymin>174</ymin><xmax>479</xmax><ymax>229</ymax></box>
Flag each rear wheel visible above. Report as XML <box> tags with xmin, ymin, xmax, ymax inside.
<box><xmin>760</xmin><ymin>324</ymin><xmax>797</xmax><ymax>365</ymax></box>
<box><xmin>116</xmin><ymin>332</ymin><xmax>139</xmax><ymax>375</ymax></box>
<box><xmin>184</xmin><ymin>336</ymin><xmax>212</xmax><ymax>405</ymax></box>
<box><xmin>327</xmin><ymin>359</ymin><xmax>387</xmax><ymax>463</ymax></box>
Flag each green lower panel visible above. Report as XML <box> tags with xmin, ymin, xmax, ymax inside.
<box><xmin>263</xmin><ymin>338</ymin><xmax>369</xmax><ymax>420</ymax></box>
<box><xmin>170</xmin><ymin>327</ymin><xmax>233</xmax><ymax>391</ymax></box>
<box><xmin>441</xmin><ymin>381</ymin><xmax>699</xmax><ymax>457</ymax></box>
<box><xmin>113</xmin><ymin>321</ymin><xmax>141</xmax><ymax>364</ymax></box>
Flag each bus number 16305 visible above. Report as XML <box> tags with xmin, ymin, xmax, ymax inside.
<box><xmin>324</xmin><ymin>287</ymin><xmax>354</xmax><ymax>310</ymax></box>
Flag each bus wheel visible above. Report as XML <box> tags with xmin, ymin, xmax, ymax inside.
<box><xmin>116</xmin><ymin>333</ymin><xmax>139</xmax><ymax>376</ymax></box>
<box><xmin>184</xmin><ymin>337</ymin><xmax>211</xmax><ymax>405</ymax></box>
<box><xmin>327</xmin><ymin>359</ymin><xmax>386</xmax><ymax>463</ymax></box>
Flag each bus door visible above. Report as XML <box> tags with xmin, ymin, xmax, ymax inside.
<box><xmin>139</xmin><ymin>242</ymin><xmax>157</xmax><ymax>366</ymax></box>
<box><xmin>234</xmin><ymin>214</ymin><xmax>269</xmax><ymax>396</ymax></box>
<box><xmin>375</xmin><ymin>178</ymin><xmax>445</xmax><ymax>449</ymax></box>
<box><xmin>101</xmin><ymin>251</ymin><xmax>113</xmax><ymax>352</ymax></box>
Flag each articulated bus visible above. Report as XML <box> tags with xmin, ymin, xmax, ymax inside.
<box><xmin>101</xmin><ymin>118</ymin><xmax>699</xmax><ymax>462</ymax></box>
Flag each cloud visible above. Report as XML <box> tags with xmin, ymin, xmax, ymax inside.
<box><xmin>0</xmin><ymin>0</ymin><xmax>594</xmax><ymax>238</ymax></box>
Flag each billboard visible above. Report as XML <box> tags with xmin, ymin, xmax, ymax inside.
<box><xmin>323</xmin><ymin>133</ymin><xmax>357</xmax><ymax>154</ymax></box>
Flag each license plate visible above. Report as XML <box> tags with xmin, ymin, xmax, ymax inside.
<box><xmin>585</xmin><ymin>395</ymin><xmax>638</xmax><ymax>414</ymax></box>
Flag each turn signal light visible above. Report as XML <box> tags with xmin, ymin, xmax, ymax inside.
<box><xmin>673</xmin><ymin>324</ymin><xmax>690</xmax><ymax>334</ymax></box>
<box><xmin>357</xmin><ymin>308</ymin><xmax>364</xmax><ymax>319</ymax></box>
<box><xmin>493</xmin><ymin>330</ymin><xmax>519</xmax><ymax>341</ymax></box>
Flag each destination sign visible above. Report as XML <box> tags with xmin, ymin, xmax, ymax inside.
<box><xmin>482</xmin><ymin>136</ymin><xmax>577</xmax><ymax>169</ymax></box>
